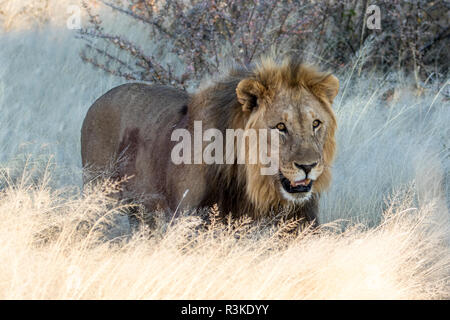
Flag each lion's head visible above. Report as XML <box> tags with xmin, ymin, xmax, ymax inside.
<box><xmin>231</xmin><ymin>58</ymin><xmax>339</xmax><ymax>212</ymax></box>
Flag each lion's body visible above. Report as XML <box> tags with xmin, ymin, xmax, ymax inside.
<box><xmin>81</xmin><ymin>58</ymin><xmax>339</xmax><ymax>225</ymax></box>
<box><xmin>81</xmin><ymin>84</ymin><xmax>204</xmax><ymax>212</ymax></box>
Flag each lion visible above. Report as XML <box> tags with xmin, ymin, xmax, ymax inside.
<box><xmin>81</xmin><ymin>57</ymin><xmax>339</xmax><ymax>227</ymax></box>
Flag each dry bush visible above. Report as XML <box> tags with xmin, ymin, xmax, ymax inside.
<box><xmin>79</xmin><ymin>0</ymin><xmax>449</xmax><ymax>89</ymax></box>
<box><xmin>79</xmin><ymin>0</ymin><xmax>320</xmax><ymax>88</ymax></box>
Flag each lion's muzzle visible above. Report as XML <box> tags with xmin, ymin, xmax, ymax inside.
<box><xmin>279</xmin><ymin>161</ymin><xmax>323</xmax><ymax>194</ymax></box>
<box><xmin>279</xmin><ymin>171</ymin><xmax>313</xmax><ymax>193</ymax></box>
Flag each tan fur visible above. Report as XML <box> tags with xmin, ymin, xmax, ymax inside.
<box><xmin>81</xmin><ymin>57</ymin><xmax>339</xmax><ymax>225</ymax></box>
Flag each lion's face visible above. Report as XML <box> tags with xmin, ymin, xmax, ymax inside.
<box><xmin>259</xmin><ymin>88</ymin><xmax>334</xmax><ymax>203</ymax></box>
<box><xmin>236</xmin><ymin>62</ymin><xmax>338</xmax><ymax>207</ymax></box>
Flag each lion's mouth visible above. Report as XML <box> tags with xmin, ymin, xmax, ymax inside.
<box><xmin>279</xmin><ymin>172</ymin><xmax>313</xmax><ymax>193</ymax></box>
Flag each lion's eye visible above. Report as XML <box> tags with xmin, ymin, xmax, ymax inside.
<box><xmin>313</xmin><ymin>119</ymin><xmax>322</xmax><ymax>129</ymax></box>
<box><xmin>275</xmin><ymin>122</ymin><xmax>287</xmax><ymax>132</ymax></box>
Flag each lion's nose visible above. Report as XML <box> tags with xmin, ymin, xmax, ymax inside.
<box><xmin>293</xmin><ymin>162</ymin><xmax>317</xmax><ymax>175</ymax></box>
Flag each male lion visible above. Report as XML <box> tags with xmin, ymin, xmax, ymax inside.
<box><xmin>81</xmin><ymin>58</ymin><xmax>339</xmax><ymax>226</ymax></box>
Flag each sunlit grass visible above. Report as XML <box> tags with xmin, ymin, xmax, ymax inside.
<box><xmin>0</xmin><ymin>163</ymin><xmax>448</xmax><ymax>299</ymax></box>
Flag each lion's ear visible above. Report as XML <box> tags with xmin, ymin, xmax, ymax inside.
<box><xmin>310</xmin><ymin>74</ymin><xmax>339</xmax><ymax>105</ymax></box>
<box><xmin>236</xmin><ymin>79</ymin><xmax>266</xmax><ymax>112</ymax></box>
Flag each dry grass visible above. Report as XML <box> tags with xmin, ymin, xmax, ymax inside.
<box><xmin>0</xmin><ymin>164</ymin><xmax>448</xmax><ymax>299</ymax></box>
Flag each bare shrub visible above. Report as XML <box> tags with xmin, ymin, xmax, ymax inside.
<box><xmin>79</xmin><ymin>0</ymin><xmax>449</xmax><ymax>89</ymax></box>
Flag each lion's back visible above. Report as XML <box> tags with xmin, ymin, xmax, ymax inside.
<box><xmin>81</xmin><ymin>83</ymin><xmax>189</xmax><ymax>178</ymax></box>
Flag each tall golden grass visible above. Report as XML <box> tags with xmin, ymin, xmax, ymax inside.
<box><xmin>0</xmin><ymin>162</ymin><xmax>448</xmax><ymax>300</ymax></box>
